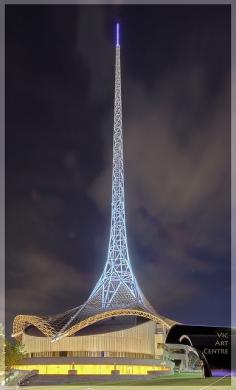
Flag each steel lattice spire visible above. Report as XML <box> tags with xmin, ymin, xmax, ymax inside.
<box><xmin>51</xmin><ymin>24</ymin><xmax>155</xmax><ymax>341</ymax></box>
<box><xmin>86</xmin><ymin>23</ymin><xmax>152</xmax><ymax>310</ymax></box>
<box><xmin>13</xmin><ymin>24</ymin><xmax>177</xmax><ymax>343</ymax></box>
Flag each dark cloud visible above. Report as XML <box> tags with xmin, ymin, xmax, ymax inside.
<box><xmin>76</xmin><ymin>7</ymin><xmax>113</xmax><ymax>103</ymax></box>
<box><xmin>6</xmin><ymin>252</ymin><xmax>90</xmax><ymax>331</ymax></box>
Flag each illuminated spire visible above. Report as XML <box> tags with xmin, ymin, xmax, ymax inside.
<box><xmin>13</xmin><ymin>24</ymin><xmax>176</xmax><ymax>344</ymax></box>
<box><xmin>116</xmin><ymin>23</ymin><xmax>119</xmax><ymax>46</ymax></box>
<box><xmin>85</xmin><ymin>23</ymin><xmax>152</xmax><ymax>310</ymax></box>
<box><xmin>51</xmin><ymin>24</ymin><xmax>155</xmax><ymax>341</ymax></box>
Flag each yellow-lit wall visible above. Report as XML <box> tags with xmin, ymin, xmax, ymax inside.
<box><xmin>14</xmin><ymin>363</ymin><xmax>170</xmax><ymax>375</ymax></box>
<box><xmin>22</xmin><ymin>320</ymin><xmax>157</xmax><ymax>357</ymax></box>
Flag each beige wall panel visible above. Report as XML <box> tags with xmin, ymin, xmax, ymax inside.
<box><xmin>23</xmin><ymin>321</ymin><xmax>156</xmax><ymax>356</ymax></box>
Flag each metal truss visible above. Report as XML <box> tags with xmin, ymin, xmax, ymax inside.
<box><xmin>12</xmin><ymin>315</ymin><xmax>55</xmax><ymax>340</ymax></box>
<box><xmin>62</xmin><ymin>309</ymin><xmax>176</xmax><ymax>338</ymax></box>
<box><xmin>82</xmin><ymin>25</ymin><xmax>148</xmax><ymax>311</ymax></box>
<box><xmin>12</xmin><ymin>309</ymin><xmax>177</xmax><ymax>340</ymax></box>
<box><xmin>49</xmin><ymin>25</ymin><xmax>157</xmax><ymax>342</ymax></box>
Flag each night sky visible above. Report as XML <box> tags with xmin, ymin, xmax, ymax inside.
<box><xmin>5</xmin><ymin>5</ymin><xmax>231</xmax><ymax>336</ymax></box>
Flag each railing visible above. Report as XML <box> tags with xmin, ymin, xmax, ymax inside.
<box><xmin>2</xmin><ymin>369</ymin><xmax>38</xmax><ymax>387</ymax></box>
<box><xmin>18</xmin><ymin>369</ymin><xmax>38</xmax><ymax>385</ymax></box>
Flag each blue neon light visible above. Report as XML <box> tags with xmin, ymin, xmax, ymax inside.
<box><xmin>116</xmin><ymin>23</ymin><xmax>119</xmax><ymax>46</ymax></box>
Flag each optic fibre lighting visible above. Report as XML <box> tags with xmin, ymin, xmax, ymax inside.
<box><xmin>116</xmin><ymin>23</ymin><xmax>119</xmax><ymax>46</ymax></box>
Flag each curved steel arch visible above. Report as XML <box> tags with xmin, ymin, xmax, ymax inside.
<box><xmin>12</xmin><ymin>310</ymin><xmax>177</xmax><ymax>341</ymax></box>
<box><xmin>12</xmin><ymin>315</ymin><xmax>55</xmax><ymax>339</ymax></box>
<box><xmin>62</xmin><ymin>309</ymin><xmax>176</xmax><ymax>338</ymax></box>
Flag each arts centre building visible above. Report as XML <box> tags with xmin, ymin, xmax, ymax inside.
<box><xmin>12</xmin><ymin>25</ymin><xmax>198</xmax><ymax>376</ymax></box>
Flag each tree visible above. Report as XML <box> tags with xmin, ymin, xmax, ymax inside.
<box><xmin>5</xmin><ymin>339</ymin><xmax>25</xmax><ymax>372</ymax></box>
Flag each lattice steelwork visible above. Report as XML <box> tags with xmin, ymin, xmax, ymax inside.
<box><xmin>12</xmin><ymin>24</ymin><xmax>177</xmax><ymax>342</ymax></box>
<box><xmin>86</xmin><ymin>23</ymin><xmax>145</xmax><ymax>310</ymax></box>
<box><xmin>49</xmin><ymin>23</ymin><xmax>156</xmax><ymax>341</ymax></box>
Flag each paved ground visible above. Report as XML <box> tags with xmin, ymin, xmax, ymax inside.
<box><xmin>3</xmin><ymin>375</ymin><xmax>234</xmax><ymax>390</ymax></box>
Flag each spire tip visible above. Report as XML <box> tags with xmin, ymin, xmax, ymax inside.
<box><xmin>116</xmin><ymin>23</ymin><xmax>119</xmax><ymax>46</ymax></box>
